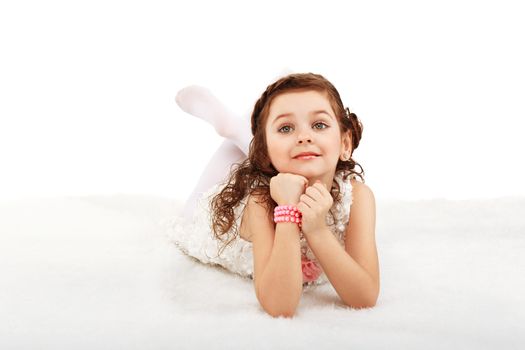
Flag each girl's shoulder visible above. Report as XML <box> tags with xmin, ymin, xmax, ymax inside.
<box><xmin>349</xmin><ymin>178</ymin><xmax>375</xmax><ymax>209</ymax></box>
<box><xmin>239</xmin><ymin>193</ymin><xmax>273</xmax><ymax>243</ymax></box>
<box><xmin>243</xmin><ymin>193</ymin><xmax>271</xmax><ymax>217</ymax></box>
<box><xmin>350</xmin><ymin>177</ymin><xmax>371</xmax><ymax>191</ymax></box>
<box><xmin>349</xmin><ymin>178</ymin><xmax>373</xmax><ymax>193</ymax></box>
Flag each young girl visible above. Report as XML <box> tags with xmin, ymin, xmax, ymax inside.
<box><xmin>170</xmin><ymin>72</ymin><xmax>379</xmax><ymax>317</ymax></box>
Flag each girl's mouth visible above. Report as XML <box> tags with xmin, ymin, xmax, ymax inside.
<box><xmin>293</xmin><ymin>152</ymin><xmax>321</xmax><ymax>160</ymax></box>
<box><xmin>295</xmin><ymin>155</ymin><xmax>319</xmax><ymax>160</ymax></box>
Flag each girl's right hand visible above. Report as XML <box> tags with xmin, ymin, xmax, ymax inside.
<box><xmin>270</xmin><ymin>173</ymin><xmax>308</xmax><ymax>206</ymax></box>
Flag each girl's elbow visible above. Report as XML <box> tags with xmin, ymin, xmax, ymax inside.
<box><xmin>256</xmin><ymin>282</ymin><xmax>301</xmax><ymax>318</ymax></box>
<box><xmin>344</xmin><ymin>300</ymin><xmax>376</xmax><ymax>309</ymax></box>
<box><xmin>343</xmin><ymin>292</ymin><xmax>379</xmax><ymax>309</ymax></box>
<box><xmin>263</xmin><ymin>304</ymin><xmax>297</xmax><ymax>318</ymax></box>
<box><xmin>257</xmin><ymin>292</ymin><xmax>299</xmax><ymax>318</ymax></box>
<box><xmin>361</xmin><ymin>291</ymin><xmax>379</xmax><ymax>308</ymax></box>
<box><xmin>363</xmin><ymin>296</ymin><xmax>378</xmax><ymax>308</ymax></box>
<box><xmin>357</xmin><ymin>282</ymin><xmax>380</xmax><ymax>308</ymax></box>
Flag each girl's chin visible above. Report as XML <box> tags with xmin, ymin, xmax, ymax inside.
<box><xmin>277</xmin><ymin>169</ymin><xmax>325</xmax><ymax>181</ymax></box>
<box><xmin>275</xmin><ymin>164</ymin><xmax>335</xmax><ymax>180</ymax></box>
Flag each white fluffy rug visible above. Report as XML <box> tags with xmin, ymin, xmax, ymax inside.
<box><xmin>1</xmin><ymin>195</ymin><xmax>524</xmax><ymax>349</ymax></box>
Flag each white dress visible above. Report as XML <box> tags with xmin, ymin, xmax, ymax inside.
<box><xmin>164</xmin><ymin>173</ymin><xmax>354</xmax><ymax>288</ymax></box>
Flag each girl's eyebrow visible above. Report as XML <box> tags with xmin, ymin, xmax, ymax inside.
<box><xmin>271</xmin><ymin>110</ymin><xmax>334</xmax><ymax>124</ymax></box>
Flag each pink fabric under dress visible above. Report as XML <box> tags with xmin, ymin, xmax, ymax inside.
<box><xmin>164</xmin><ymin>173</ymin><xmax>354</xmax><ymax>288</ymax></box>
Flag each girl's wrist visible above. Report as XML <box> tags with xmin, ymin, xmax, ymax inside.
<box><xmin>273</xmin><ymin>205</ymin><xmax>303</xmax><ymax>228</ymax></box>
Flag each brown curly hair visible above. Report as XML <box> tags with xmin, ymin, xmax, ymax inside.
<box><xmin>210</xmin><ymin>72</ymin><xmax>364</xmax><ymax>254</ymax></box>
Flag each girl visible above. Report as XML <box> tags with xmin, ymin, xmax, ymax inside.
<box><xmin>170</xmin><ymin>72</ymin><xmax>379</xmax><ymax>317</ymax></box>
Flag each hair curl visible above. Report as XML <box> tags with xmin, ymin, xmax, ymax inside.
<box><xmin>210</xmin><ymin>73</ymin><xmax>364</xmax><ymax>255</ymax></box>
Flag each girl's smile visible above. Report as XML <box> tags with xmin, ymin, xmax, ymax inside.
<box><xmin>293</xmin><ymin>152</ymin><xmax>321</xmax><ymax>160</ymax></box>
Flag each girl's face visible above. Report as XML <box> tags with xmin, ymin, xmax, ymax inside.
<box><xmin>264</xmin><ymin>90</ymin><xmax>351</xmax><ymax>185</ymax></box>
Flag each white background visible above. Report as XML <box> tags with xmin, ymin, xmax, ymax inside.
<box><xmin>1</xmin><ymin>0</ymin><xmax>524</xmax><ymax>201</ymax></box>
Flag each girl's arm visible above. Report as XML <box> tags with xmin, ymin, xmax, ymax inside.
<box><xmin>305</xmin><ymin>180</ymin><xmax>380</xmax><ymax>308</ymax></box>
<box><xmin>241</xmin><ymin>195</ymin><xmax>303</xmax><ymax>317</ymax></box>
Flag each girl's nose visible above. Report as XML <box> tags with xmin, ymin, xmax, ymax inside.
<box><xmin>297</xmin><ymin>130</ymin><xmax>313</xmax><ymax>144</ymax></box>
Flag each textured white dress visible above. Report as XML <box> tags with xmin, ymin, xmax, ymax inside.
<box><xmin>165</xmin><ymin>173</ymin><xmax>354</xmax><ymax>288</ymax></box>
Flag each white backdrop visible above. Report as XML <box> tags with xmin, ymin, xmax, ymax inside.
<box><xmin>1</xmin><ymin>0</ymin><xmax>524</xmax><ymax>201</ymax></box>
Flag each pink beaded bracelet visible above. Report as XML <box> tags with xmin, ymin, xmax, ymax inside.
<box><xmin>273</xmin><ymin>205</ymin><xmax>302</xmax><ymax>228</ymax></box>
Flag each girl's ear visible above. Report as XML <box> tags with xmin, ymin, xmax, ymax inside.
<box><xmin>340</xmin><ymin>131</ymin><xmax>353</xmax><ymax>161</ymax></box>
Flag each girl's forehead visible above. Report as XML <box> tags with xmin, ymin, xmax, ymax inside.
<box><xmin>268</xmin><ymin>90</ymin><xmax>333</xmax><ymax>116</ymax></box>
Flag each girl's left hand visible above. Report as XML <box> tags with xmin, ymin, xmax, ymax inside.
<box><xmin>297</xmin><ymin>180</ymin><xmax>333</xmax><ymax>236</ymax></box>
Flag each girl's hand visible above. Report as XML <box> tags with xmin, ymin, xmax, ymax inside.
<box><xmin>270</xmin><ymin>173</ymin><xmax>308</xmax><ymax>206</ymax></box>
<box><xmin>297</xmin><ymin>180</ymin><xmax>333</xmax><ymax>236</ymax></box>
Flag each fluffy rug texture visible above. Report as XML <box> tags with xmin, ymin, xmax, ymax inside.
<box><xmin>1</xmin><ymin>195</ymin><xmax>524</xmax><ymax>349</ymax></box>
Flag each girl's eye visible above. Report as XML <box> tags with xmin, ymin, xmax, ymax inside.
<box><xmin>313</xmin><ymin>122</ymin><xmax>328</xmax><ymax>130</ymax></box>
<box><xmin>278</xmin><ymin>125</ymin><xmax>293</xmax><ymax>133</ymax></box>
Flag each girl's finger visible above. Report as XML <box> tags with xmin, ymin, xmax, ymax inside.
<box><xmin>313</xmin><ymin>182</ymin><xmax>331</xmax><ymax>199</ymax></box>
<box><xmin>299</xmin><ymin>193</ymin><xmax>316</xmax><ymax>208</ymax></box>
<box><xmin>305</xmin><ymin>185</ymin><xmax>323</xmax><ymax>200</ymax></box>
<box><xmin>297</xmin><ymin>202</ymin><xmax>310</xmax><ymax>216</ymax></box>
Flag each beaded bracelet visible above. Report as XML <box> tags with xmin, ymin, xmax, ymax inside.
<box><xmin>273</xmin><ymin>205</ymin><xmax>302</xmax><ymax>228</ymax></box>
